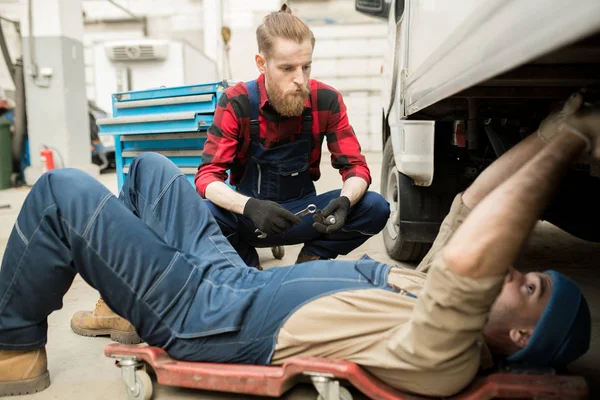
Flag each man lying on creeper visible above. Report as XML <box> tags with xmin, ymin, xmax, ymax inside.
<box><xmin>0</xmin><ymin>91</ymin><xmax>595</xmax><ymax>397</ymax></box>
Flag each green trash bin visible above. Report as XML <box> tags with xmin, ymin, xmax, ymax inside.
<box><xmin>0</xmin><ymin>117</ymin><xmax>13</xmax><ymax>190</ymax></box>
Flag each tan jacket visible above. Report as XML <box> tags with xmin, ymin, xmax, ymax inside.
<box><xmin>272</xmin><ymin>195</ymin><xmax>505</xmax><ymax>397</ymax></box>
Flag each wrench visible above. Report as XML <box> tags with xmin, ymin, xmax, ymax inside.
<box><xmin>256</xmin><ymin>204</ymin><xmax>318</xmax><ymax>239</ymax></box>
<box><xmin>294</xmin><ymin>204</ymin><xmax>317</xmax><ymax>218</ymax></box>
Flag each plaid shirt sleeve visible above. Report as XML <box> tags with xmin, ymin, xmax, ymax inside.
<box><xmin>317</xmin><ymin>84</ymin><xmax>371</xmax><ymax>185</ymax></box>
<box><xmin>194</xmin><ymin>90</ymin><xmax>241</xmax><ymax>198</ymax></box>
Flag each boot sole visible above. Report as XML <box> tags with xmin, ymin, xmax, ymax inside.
<box><xmin>0</xmin><ymin>371</ymin><xmax>51</xmax><ymax>397</ymax></box>
<box><xmin>70</xmin><ymin>321</ymin><xmax>142</xmax><ymax>344</ymax></box>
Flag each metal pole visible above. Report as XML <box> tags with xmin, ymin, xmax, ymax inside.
<box><xmin>27</xmin><ymin>0</ymin><xmax>38</xmax><ymax>78</ymax></box>
<box><xmin>13</xmin><ymin>58</ymin><xmax>27</xmax><ymax>163</ymax></box>
<box><xmin>0</xmin><ymin>18</ymin><xmax>15</xmax><ymax>84</ymax></box>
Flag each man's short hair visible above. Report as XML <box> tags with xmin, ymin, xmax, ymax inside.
<box><xmin>256</xmin><ymin>4</ymin><xmax>315</xmax><ymax>59</ymax></box>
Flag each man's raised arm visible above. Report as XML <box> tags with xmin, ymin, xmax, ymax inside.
<box><xmin>444</xmin><ymin>93</ymin><xmax>596</xmax><ymax>279</ymax></box>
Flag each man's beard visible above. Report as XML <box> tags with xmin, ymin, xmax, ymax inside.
<box><xmin>266</xmin><ymin>77</ymin><xmax>309</xmax><ymax>117</ymax></box>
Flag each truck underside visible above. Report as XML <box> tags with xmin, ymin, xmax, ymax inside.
<box><xmin>381</xmin><ymin>32</ymin><xmax>600</xmax><ymax>262</ymax></box>
<box><xmin>412</xmin><ymin>32</ymin><xmax>600</xmax><ymax>138</ymax></box>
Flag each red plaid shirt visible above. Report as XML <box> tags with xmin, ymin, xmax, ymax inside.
<box><xmin>195</xmin><ymin>74</ymin><xmax>371</xmax><ymax>197</ymax></box>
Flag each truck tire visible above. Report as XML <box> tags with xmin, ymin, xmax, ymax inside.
<box><xmin>381</xmin><ymin>138</ymin><xmax>432</xmax><ymax>262</ymax></box>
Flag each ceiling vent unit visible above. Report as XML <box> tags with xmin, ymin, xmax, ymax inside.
<box><xmin>105</xmin><ymin>40</ymin><xmax>169</xmax><ymax>62</ymax></box>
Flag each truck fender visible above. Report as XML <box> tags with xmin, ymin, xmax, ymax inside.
<box><xmin>389</xmin><ymin>120</ymin><xmax>435</xmax><ymax>187</ymax></box>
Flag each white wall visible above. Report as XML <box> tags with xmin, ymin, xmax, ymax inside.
<box><xmin>184</xmin><ymin>42</ymin><xmax>219</xmax><ymax>84</ymax></box>
<box><xmin>21</xmin><ymin>0</ymin><xmax>84</xmax><ymax>41</ymax></box>
<box><xmin>0</xmin><ymin>0</ymin><xmax>207</xmax><ymax>99</ymax></box>
<box><xmin>81</xmin><ymin>0</ymin><xmax>204</xmax><ymax>20</ymax></box>
<box><xmin>84</xmin><ymin>25</ymin><xmax>145</xmax><ymax>105</ymax></box>
<box><xmin>82</xmin><ymin>0</ymin><xmax>206</xmax><ymax>107</ymax></box>
<box><xmin>309</xmin><ymin>23</ymin><xmax>387</xmax><ymax>151</ymax></box>
<box><xmin>92</xmin><ymin>40</ymin><xmax>218</xmax><ymax>113</ymax></box>
<box><xmin>224</xmin><ymin>0</ymin><xmax>280</xmax><ymax>81</ymax></box>
<box><xmin>222</xmin><ymin>1</ymin><xmax>387</xmax><ymax>151</ymax></box>
<box><xmin>0</xmin><ymin>0</ymin><xmax>387</xmax><ymax>150</ymax></box>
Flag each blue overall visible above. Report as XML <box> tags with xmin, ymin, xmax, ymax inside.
<box><xmin>206</xmin><ymin>80</ymin><xmax>390</xmax><ymax>267</ymax></box>
<box><xmin>0</xmin><ymin>153</ymin><xmax>396</xmax><ymax>366</ymax></box>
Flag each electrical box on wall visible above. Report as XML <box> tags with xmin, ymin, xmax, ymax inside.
<box><xmin>93</xmin><ymin>39</ymin><xmax>219</xmax><ymax>114</ymax></box>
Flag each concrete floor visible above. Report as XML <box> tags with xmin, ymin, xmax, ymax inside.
<box><xmin>0</xmin><ymin>151</ymin><xmax>599</xmax><ymax>399</ymax></box>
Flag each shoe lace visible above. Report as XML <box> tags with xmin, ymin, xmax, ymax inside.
<box><xmin>96</xmin><ymin>298</ymin><xmax>106</xmax><ymax>309</ymax></box>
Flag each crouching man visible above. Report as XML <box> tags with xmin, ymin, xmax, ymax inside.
<box><xmin>0</xmin><ymin>92</ymin><xmax>595</xmax><ymax>397</ymax></box>
<box><xmin>68</xmin><ymin>4</ymin><xmax>390</xmax><ymax>343</ymax></box>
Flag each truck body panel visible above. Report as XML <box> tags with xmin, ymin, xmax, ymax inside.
<box><xmin>356</xmin><ymin>0</ymin><xmax>600</xmax><ymax>261</ymax></box>
<box><xmin>404</xmin><ymin>0</ymin><xmax>600</xmax><ymax>116</ymax></box>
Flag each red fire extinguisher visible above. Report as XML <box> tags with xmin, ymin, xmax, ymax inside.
<box><xmin>40</xmin><ymin>147</ymin><xmax>55</xmax><ymax>173</ymax></box>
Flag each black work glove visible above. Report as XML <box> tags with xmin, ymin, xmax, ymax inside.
<box><xmin>243</xmin><ymin>197</ymin><xmax>302</xmax><ymax>236</ymax></box>
<box><xmin>312</xmin><ymin>196</ymin><xmax>351</xmax><ymax>234</ymax></box>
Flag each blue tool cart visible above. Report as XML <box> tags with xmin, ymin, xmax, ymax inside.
<box><xmin>97</xmin><ymin>81</ymin><xmax>227</xmax><ymax>190</ymax></box>
<box><xmin>97</xmin><ymin>81</ymin><xmax>286</xmax><ymax>261</ymax></box>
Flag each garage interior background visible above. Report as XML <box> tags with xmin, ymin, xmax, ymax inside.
<box><xmin>0</xmin><ymin>0</ymin><xmax>387</xmax><ymax>152</ymax></box>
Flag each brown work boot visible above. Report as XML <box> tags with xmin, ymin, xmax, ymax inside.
<box><xmin>0</xmin><ymin>347</ymin><xmax>50</xmax><ymax>397</ymax></box>
<box><xmin>70</xmin><ymin>297</ymin><xmax>142</xmax><ymax>344</ymax></box>
<box><xmin>295</xmin><ymin>247</ymin><xmax>329</xmax><ymax>264</ymax></box>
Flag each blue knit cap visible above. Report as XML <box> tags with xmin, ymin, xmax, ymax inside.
<box><xmin>507</xmin><ymin>270</ymin><xmax>591</xmax><ymax>366</ymax></box>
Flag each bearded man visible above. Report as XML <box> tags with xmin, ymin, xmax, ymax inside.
<box><xmin>194</xmin><ymin>4</ymin><xmax>389</xmax><ymax>268</ymax></box>
<box><xmin>67</xmin><ymin>4</ymin><xmax>389</xmax><ymax>343</ymax></box>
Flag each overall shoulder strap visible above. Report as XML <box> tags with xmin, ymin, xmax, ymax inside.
<box><xmin>244</xmin><ymin>80</ymin><xmax>260</xmax><ymax>139</ymax></box>
<box><xmin>301</xmin><ymin>106</ymin><xmax>313</xmax><ymax>138</ymax></box>
<box><xmin>301</xmin><ymin>82</ymin><xmax>313</xmax><ymax>139</ymax></box>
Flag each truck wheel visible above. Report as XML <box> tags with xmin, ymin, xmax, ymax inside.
<box><xmin>381</xmin><ymin>138</ymin><xmax>432</xmax><ymax>262</ymax></box>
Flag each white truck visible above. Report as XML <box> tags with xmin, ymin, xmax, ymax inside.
<box><xmin>355</xmin><ymin>0</ymin><xmax>600</xmax><ymax>261</ymax></box>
